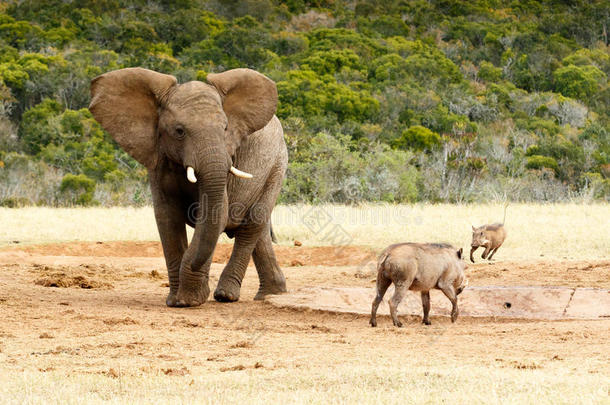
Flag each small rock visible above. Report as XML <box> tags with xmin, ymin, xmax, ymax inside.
<box><xmin>39</xmin><ymin>332</ymin><xmax>54</xmax><ymax>339</ymax></box>
<box><xmin>107</xmin><ymin>368</ymin><xmax>119</xmax><ymax>378</ymax></box>
<box><xmin>294</xmin><ymin>240</ymin><xmax>302</xmax><ymax>247</ymax></box>
<box><xmin>220</xmin><ymin>365</ymin><xmax>246</xmax><ymax>372</ymax></box>
<box><xmin>163</xmin><ymin>367</ymin><xmax>189</xmax><ymax>376</ymax></box>
<box><xmin>290</xmin><ymin>259</ymin><xmax>304</xmax><ymax>267</ymax></box>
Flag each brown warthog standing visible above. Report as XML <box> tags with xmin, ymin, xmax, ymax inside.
<box><xmin>369</xmin><ymin>243</ymin><xmax>467</xmax><ymax>328</ymax></box>
<box><xmin>470</xmin><ymin>223</ymin><xmax>506</xmax><ymax>263</ymax></box>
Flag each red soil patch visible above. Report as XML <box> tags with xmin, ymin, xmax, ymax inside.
<box><xmin>5</xmin><ymin>241</ymin><xmax>376</xmax><ymax>267</ymax></box>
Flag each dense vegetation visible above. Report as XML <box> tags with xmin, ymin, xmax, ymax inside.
<box><xmin>0</xmin><ymin>0</ymin><xmax>608</xmax><ymax>205</ymax></box>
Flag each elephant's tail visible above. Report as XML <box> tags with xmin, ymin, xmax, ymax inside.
<box><xmin>270</xmin><ymin>225</ymin><xmax>278</xmax><ymax>244</ymax></box>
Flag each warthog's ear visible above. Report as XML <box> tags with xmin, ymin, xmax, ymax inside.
<box><xmin>471</xmin><ymin>225</ymin><xmax>476</xmax><ymax>231</ymax></box>
<box><xmin>457</xmin><ymin>248</ymin><xmax>463</xmax><ymax>259</ymax></box>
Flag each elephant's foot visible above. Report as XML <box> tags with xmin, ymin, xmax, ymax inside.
<box><xmin>174</xmin><ymin>282</ymin><xmax>210</xmax><ymax>307</ymax></box>
<box><xmin>214</xmin><ymin>279</ymin><xmax>241</xmax><ymax>302</ymax></box>
<box><xmin>254</xmin><ymin>280</ymin><xmax>287</xmax><ymax>300</ymax></box>
<box><xmin>166</xmin><ymin>290</ymin><xmax>178</xmax><ymax>307</ymax></box>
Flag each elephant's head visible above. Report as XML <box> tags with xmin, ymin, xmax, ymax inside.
<box><xmin>89</xmin><ymin>67</ymin><xmax>277</xmax><ymax>179</ymax></box>
<box><xmin>89</xmin><ymin>68</ymin><xmax>278</xmax><ymax>299</ymax></box>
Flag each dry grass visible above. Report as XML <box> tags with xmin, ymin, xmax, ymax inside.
<box><xmin>1</xmin><ymin>362</ymin><xmax>607</xmax><ymax>404</ymax></box>
<box><xmin>1</xmin><ymin>203</ymin><xmax>608</xmax><ymax>260</ymax></box>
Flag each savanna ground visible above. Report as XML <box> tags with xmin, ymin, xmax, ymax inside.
<box><xmin>0</xmin><ymin>204</ymin><xmax>609</xmax><ymax>403</ymax></box>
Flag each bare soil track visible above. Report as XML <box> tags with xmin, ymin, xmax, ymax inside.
<box><xmin>0</xmin><ymin>241</ymin><xmax>608</xmax><ymax>380</ymax></box>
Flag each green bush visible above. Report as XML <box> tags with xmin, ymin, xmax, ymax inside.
<box><xmin>0</xmin><ymin>196</ymin><xmax>31</xmax><ymax>207</ymax></box>
<box><xmin>18</xmin><ymin>98</ymin><xmax>63</xmax><ymax>154</ymax></box>
<box><xmin>525</xmin><ymin>145</ymin><xmax>540</xmax><ymax>156</ymax></box>
<box><xmin>277</xmin><ymin>70</ymin><xmax>379</xmax><ymax>122</ymax></box>
<box><xmin>60</xmin><ymin>174</ymin><xmax>96</xmax><ymax>205</ymax></box>
<box><xmin>393</xmin><ymin>126</ymin><xmax>442</xmax><ymax>151</ymax></box>
<box><xmin>526</xmin><ymin>155</ymin><xmax>559</xmax><ymax>174</ymax></box>
<box><xmin>282</xmin><ymin>132</ymin><xmax>418</xmax><ymax>203</ymax></box>
<box><xmin>478</xmin><ymin>61</ymin><xmax>502</xmax><ymax>82</ymax></box>
<box><xmin>270</xmin><ymin>32</ymin><xmax>308</xmax><ymax>55</ymax></box>
<box><xmin>553</xmin><ymin>64</ymin><xmax>605</xmax><ymax>101</ymax></box>
<box><xmin>580</xmin><ymin>172</ymin><xmax>610</xmax><ymax>200</ymax></box>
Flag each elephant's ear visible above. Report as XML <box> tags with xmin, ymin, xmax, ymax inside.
<box><xmin>89</xmin><ymin>68</ymin><xmax>177</xmax><ymax>168</ymax></box>
<box><xmin>206</xmin><ymin>68</ymin><xmax>278</xmax><ymax>154</ymax></box>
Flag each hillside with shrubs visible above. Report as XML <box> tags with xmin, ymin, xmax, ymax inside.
<box><xmin>0</xmin><ymin>0</ymin><xmax>608</xmax><ymax>205</ymax></box>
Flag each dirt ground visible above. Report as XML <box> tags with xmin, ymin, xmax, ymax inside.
<box><xmin>0</xmin><ymin>241</ymin><xmax>609</xmax><ymax>386</ymax></box>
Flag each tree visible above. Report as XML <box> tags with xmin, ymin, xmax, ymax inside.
<box><xmin>553</xmin><ymin>64</ymin><xmax>605</xmax><ymax>100</ymax></box>
<box><xmin>18</xmin><ymin>98</ymin><xmax>63</xmax><ymax>154</ymax></box>
<box><xmin>392</xmin><ymin>126</ymin><xmax>441</xmax><ymax>151</ymax></box>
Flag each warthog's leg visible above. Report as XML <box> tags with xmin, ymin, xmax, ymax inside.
<box><xmin>469</xmin><ymin>246</ymin><xmax>478</xmax><ymax>263</ymax></box>
<box><xmin>389</xmin><ymin>282</ymin><xmax>409</xmax><ymax>328</ymax></box>
<box><xmin>487</xmin><ymin>247</ymin><xmax>500</xmax><ymax>261</ymax></box>
<box><xmin>370</xmin><ymin>275</ymin><xmax>391</xmax><ymax>327</ymax></box>
<box><xmin>481</xmin><ymin>245</ymin><xmax>492</xmax><ymax>260</ymax></box>
<box><xmin>421</xmin><ymin>291</ymin><xmax>431</xmax><ymax>325</ymax></box>
<box><xmin>440</xmin><ymin>284</ymin><xmax>459</xmax><ymax>322</ymax></box>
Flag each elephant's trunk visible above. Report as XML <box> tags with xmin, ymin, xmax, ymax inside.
<box><xmin>175</xmin><ymin>144</ymin><xmax>230</xmax><ymax>306</ymax></box>
<box><xmin>189</xmin><ymin>156</ymin><xmax>229</xmax><ymax>276</ymax></box>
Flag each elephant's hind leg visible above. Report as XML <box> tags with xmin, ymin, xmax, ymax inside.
<box><xmin>252</xmin><ymin>227</ymin><xmax>286</xmax><ymax>300</ymax></box>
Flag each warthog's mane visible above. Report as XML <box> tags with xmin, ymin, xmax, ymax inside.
<box><xmin>427</xmin><ymin>242</ymin><xmax>454</xmax><ymax>249</ymax></box>
<box><xmin>387</xmin><ymin>242</ymin><xmax>456</xmax><ymax>252</ymax></box>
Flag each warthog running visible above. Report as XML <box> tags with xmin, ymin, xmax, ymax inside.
<box><xmin>470</xmin><ymin>223</ymin><xmax>506</xmax><ymax>263</ymax></box>
<box><xmin>369</xmin><ymin>243</ymin><xmax>467</xmax><ymax>328</ymax></box>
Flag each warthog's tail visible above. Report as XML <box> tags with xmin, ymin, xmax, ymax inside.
<box><xmin>377</xmin><ymin>251</ymin><xmax>390</xmax><ymax>273</ymax></box>
<box><xmin>374</xmin><ymin>251</ymin><xmax>393</xmax><ymax>298</ymax></box>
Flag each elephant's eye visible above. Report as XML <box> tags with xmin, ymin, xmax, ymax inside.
<box><xmin>175</xmin><ymin>126</ymin><xmax>185</xmax><ymax>139</ymax></box>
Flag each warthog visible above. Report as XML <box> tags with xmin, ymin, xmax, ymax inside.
<box><xmin>369</xmin><ymin>243</ymin><xmax>467</xmax><ymax>328</ymax></box>
<box><xmin>470</xmin><ymin>223</ymin><xmax>506</xmax><ymax>263</ymax></box>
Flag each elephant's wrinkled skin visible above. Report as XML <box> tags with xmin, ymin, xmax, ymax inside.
<box><xmin>89</xmin><ymin>67</ymin><xmax>287</xmax><ymax>307</ymax></box>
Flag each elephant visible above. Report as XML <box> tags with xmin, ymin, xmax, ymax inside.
<box><xmin>89</xmin><ymin>67</ymin><xmax>287</xmax><ymax>307</ymax></box>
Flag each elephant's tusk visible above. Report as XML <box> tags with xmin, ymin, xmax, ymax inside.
<box><xmin>230</xmin><ymin>166</ymin><xmax>253</xmax><ymax>179</ymax></box>
<box><xmin>186</xmin><ymin>166</ymin><xmax>197</xmax><ymax>183</ymax></box>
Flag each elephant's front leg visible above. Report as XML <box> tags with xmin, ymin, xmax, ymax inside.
<box><xmin>214</xmin><ymin>223</ymin><xmax>264</xmax><ymax>302</ymax></box>
<box><xmin>174</xmin><ymin>246</ymin><xmax>212</xmax><ymax>307</ymax></box>
<box><xmin>151</xmin><ymin>187</ymin><xmax>187</xmax><ymax>307</ymax></box>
